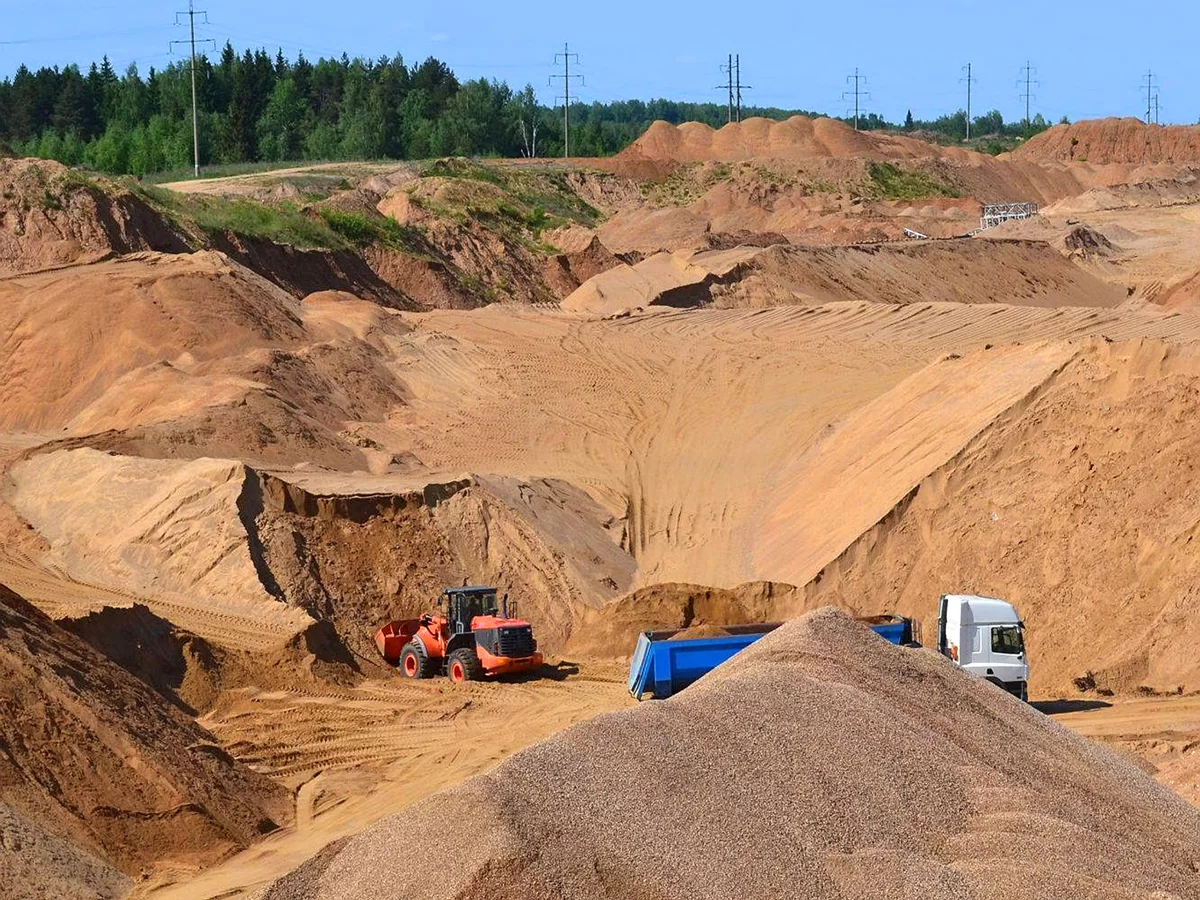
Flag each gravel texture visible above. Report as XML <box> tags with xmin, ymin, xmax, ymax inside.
<box><xmin>267</xmin><ymin>607</ymin><xmax>1200</xmax><ymax>900</ymax></box>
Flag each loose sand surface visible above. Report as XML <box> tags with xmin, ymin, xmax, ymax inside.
<box><xmin>7</xmin><ymin>119</ymin><xmax>1200</xmax><ymax>897</ymax></box>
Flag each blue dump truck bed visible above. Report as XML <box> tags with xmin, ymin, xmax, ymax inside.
<box><xmin>628</xmin><ymin>616</ymin><xmax>915</xmax><ymax>700</ymax></box>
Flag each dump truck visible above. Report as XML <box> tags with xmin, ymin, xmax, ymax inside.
<box><xmin>628</xmin><ymin>595</ymin><xmax>1028</xmax><ymax>700</ymax></box>
<box><xmin>935</xmin><ymin>593</ymin><xmax>1029</xmax><ymax>701</ymax></box>
<box><xmin>375</xmin><ymin>586</ymin><xmax>544</xmax><ymax>683</ymax></box>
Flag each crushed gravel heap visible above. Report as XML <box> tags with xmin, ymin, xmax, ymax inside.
<box><xmin>266</xmin><ymin>608</ymin><xmax>1200</xmax><ymax>900</ymax></box>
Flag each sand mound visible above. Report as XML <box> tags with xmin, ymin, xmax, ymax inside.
<box><xmin>62</xmin><ymin>603</ymin><xmax>223</xmax><ymax>713</ymax></box>
<box><xmin>1060</xmin><ymin>224</ymin><xmax>1118</xmax><ymax>259</ymax></box>
<box><xmin>0</xmin><ymin>583</ymin><xmax>291</xmax><ymax>887</ymax></box>
<box><xmin>255</xmin><ymin>471</ymin><xmax>635</xmax><ymax>655</ymax></box>
<box><xmin>796</xmin><ymin>338</ymin><xmax>1200</xmax><ymax>695</ymax></box>
<box><xmin>1016</xmin><ymin>117</ymin><xmax>1200</xmax><ymax>165</ymax></box>
<box><xmin>562</xmin><ymin>247</ymin><xmax>760</xmax><ymax>315</ymax></box>
<box><xmin>567</xmin><ymin>581</ymin><xmax>799</xmax><ymax>657</ymax></box>
<box><xmin>564</xmin><ymin>239</ymin><xmax>1126</xmax><ymax>314</ymax></box>
<box><xmin>7</xmin><ymin>449</ymin><xmax>314</xmax><ymax>645</ymax></box>
<box><xmin>542</xmin><ymin>234</ymin><xmax>624</xmax><ymax>300</ymax></box>
<box><xmin>619</xmin><ymin>116</ymin><xmax>940</xmax><ymax>165</ymax></box>
<box><xmin>0</xmin><ymin>803</ymin><xmax>130</xmax><ymax>900</ymax></box>
<box><xmin>0</xmin><ymin>158</ymin><xmax>186</xmax><ymax>276</ymax></box>
<box><xmin>265</xmin><ymin>608</ymin><xmax>1200</xmax><ymax>900</ymax></box>
<box><xmin>0</xmin><ymin>251</ymin><xmax>413</xmax><ymax>466</ymax></box>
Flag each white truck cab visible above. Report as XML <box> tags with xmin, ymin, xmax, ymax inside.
<box><xmin>936</xmin><ymin>593</ymin><xmax>1029</xmax><ymax>702</ymax></box>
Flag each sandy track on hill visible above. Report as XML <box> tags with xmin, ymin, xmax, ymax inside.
<box><xmin>0</xmin><ymin>554</ymin><xmax>305</xmax><ymax>653</ymax></box>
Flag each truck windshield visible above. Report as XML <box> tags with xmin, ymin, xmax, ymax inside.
<box><xmin>991</xmin><ymin>625</ymin><xmax>1024</xmax><ymax>655</ymax></box>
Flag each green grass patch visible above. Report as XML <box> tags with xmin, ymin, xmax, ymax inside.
<box><xmin>319</xmin><ymin>208</ymin><xmax>425</xmax><ymax>252</ymax></box>
<box><xmin>866</xmin><ymin>162</ymin><xmax>960</xmax><ymax>200</ymax></box>
<box><xmin>131</xmin><ymin>182</ymin><xmax>346</xmax><ymax>249</ymax></box>
<box><xmin>420</xmin><ymin>157</ymin><xmax>503</xmax><ymax>185</ymax></box>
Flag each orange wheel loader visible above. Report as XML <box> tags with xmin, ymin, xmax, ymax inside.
<box><xmin>374</xmin><ymin>586</ymin><xmax>544</xmax><ymax>683</ymax></box>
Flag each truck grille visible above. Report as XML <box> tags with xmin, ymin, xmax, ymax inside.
<box><xmin>495</xmin><ymin>625</ymin><xmax>536</xmax><ymax>658</ymax></box>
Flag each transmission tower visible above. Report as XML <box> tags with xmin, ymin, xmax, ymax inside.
<box><xmin>1017</xmin><ymin>61</ymin><xmax>1039</xmax><ymax>131</ymax></box>
<box><xmin>961</xmin><ymin>63</ymin><xmax>977</xmax><ymax>141</ymax></box>
<box><xmin>171</xmin><ymin>1</ymin><xmax>216</xmax><ymax>178</ymax></box>
<box><xmin>550</xmin><ymin>43</ymin><xmax>583</xmax><ymax>158</ymax></box>
<box><xmin>716</xmin><ymin>54</ymin><xmax>734</xmax><ymax>124</ymax></box>
<box><xmin>735</xmin><ymin>54</ymin><xmax>751</xmax><ymax>122</ymax></box>
<box><xmin>842</xmin><ymin>68</ymin><xmax>870</xmax><ymax>130</ymax></box>
<box><xmin>1141</xmin><ymin>70</ymin><xmax>1159</xmax><ymax>124</ymax></box>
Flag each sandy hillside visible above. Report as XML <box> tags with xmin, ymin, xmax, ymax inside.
<box><xmin>792</xmin><ymin>338</ymin><xmax>1200</xmax><ymax>694</ymax></box>
<box><xmin>0</xmin><ymin>584</ymin><xmax>291</xmax><ymax>896</ymax></box>
<box><xmin>0</xmin><ymin>159</ymin><xmax>185</xmax><ymax>276</ymax></box>
<box><xmin>12</xmin><ymin>299</ymin><xmax>1200</xmax><ymax>691</ymax></box>
<box><xmin>1014</xmin><ymin>117</ymin><xmax>1200</xmax><ymax>165</ymax></box>
<box><xmin>264</xmin><ymin>609</ymin><xmax>1200</xmax><ymax>900</ymax></box>
<box><xmin>563</xmin><ymin>239</ymin><xmax>1126</xmax><ymax>314</ymax></box>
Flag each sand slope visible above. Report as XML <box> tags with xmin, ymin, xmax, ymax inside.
<box><xmin>799</xmin><ymin>338</ymin><xmax>1200</xmax><ymax>694</ymax></box>
<box><xmin>1016</xmin><ymin>117</ymin><xmax>1200</xmax><ymax>165</ymax></box>
<box><xmin>564</xmin><ymin>240</ymin><xmax>1126</xmax><ymax>314</ymax></box>
<box><xmin>0</xmin><ymin>584</ymin><xmax>291</xmax><ymax>890</ymax></box>
<box><xmin>264</xmin><ymin>609</ymin><xmax>1200</xmax><ymax>900</ymax></box>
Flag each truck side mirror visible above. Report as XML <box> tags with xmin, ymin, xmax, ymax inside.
<box><xmin>502</xmin><ymin>594</ymin><xmax>509</xmax><ymax>618</ymax></box>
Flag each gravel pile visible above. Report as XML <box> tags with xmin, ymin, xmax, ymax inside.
<box><xmin>267</xmin><ymin>608</ymin><xmax>1200</xmax><ymax>900</ymax></box>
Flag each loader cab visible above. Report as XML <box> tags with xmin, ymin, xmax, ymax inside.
<box><xmin>937</xmin><ymin>593</ymin><xmax>1029</xmax><ymax>702</ymax></box>
<box><xmin>441</xmin><ymin>587</ymin><xmax>500</xmax><ymax>634</ymax></box>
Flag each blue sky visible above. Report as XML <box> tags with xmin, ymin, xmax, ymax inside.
<box><xmin>2</xmin><ymin>1</ymin><xmax>1196</xmax><ymax>125</ymax></box>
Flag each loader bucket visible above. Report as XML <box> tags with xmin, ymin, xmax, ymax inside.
<box><xmin>375</xmin><ymin>619</ymin><xmax>421</xmax><ymax>664</ymax></box>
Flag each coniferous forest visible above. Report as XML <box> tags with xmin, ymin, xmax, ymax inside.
<box><xmin>0</xmin><ymin>47</ymin><xmax>1049</xmax><ymax>176</ymax></box>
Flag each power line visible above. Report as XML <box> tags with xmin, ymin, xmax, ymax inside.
<box><xmin>1017</xmin><ymin>60</ymin><xmax>1039</xmax><ymax>130</ymax></box>
<box><xmin>961</xmin><ymin>63</ymin><xmax>977</xmax><ymax>141</ymax></box>
<box><xmin>549</xmin><ymin>43</ymin><xmax>582</xmax><ymax>158</ymax></box>
<box><xmin>171</xmin><ymin>1</ymin><xmax>215</xmax><ymax>179</ymax></box>
<box><xmin>842</xmin><ymin>67</ymin><xmax>870</xmax><ymax>130</ymax></box>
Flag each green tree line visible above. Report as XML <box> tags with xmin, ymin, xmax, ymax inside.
<box><xmin>0</xmin><ymin>47</ymin><xmax>1051</xmax><ymax>177</ymax></box>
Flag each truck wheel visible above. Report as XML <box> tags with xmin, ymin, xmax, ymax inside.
<box><xmin>447</xmin><ymin>647</ymin><xmax>484</xmax><ymax>683</ymax></box>
<box><xmin>400</xmin><ymin>641</ymin><xmax>434</xmax><ymax>679</ymax></box>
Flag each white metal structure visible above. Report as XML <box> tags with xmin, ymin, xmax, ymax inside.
<box><xmin>937</xmin><ymin>593</ymin><xmax>1029</xmax><ymax>701</ymax></box>
<box><xmin>979</xmin><ymin>202</ymin><xmax>1039</xmax><ymax>231</ymax></box>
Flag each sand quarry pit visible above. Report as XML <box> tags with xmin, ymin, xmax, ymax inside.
<box><xmin>5</xmin><ymin>116</ymin><xmax>1200</xmax><ymax>897</ymax></box>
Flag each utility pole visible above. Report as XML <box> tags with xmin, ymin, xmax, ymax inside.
<box><xmin>716</xmin><ymin>54</ymin><xmax>733</xmax><ymax>123</ymax></box>
<box><xmin>171</xmin><ymin>1</ymin><xmax>215</xmax><ymax>178</ymax></box>
<box><xmin>1017</xmin><ymin>61</ymin><xmax>1039</xmax><ymax>132</ymax></box>
<box><xmin>1141</xmin><ymin>70</ymin><xmax>1159</xmax><ymax>124</ymax></box>
<box><xmin>961</xmin><ymin>63</ymin><xmax>977</xmax><ymax>141</ymax></box>
<box><xmin>1155</xmin><ymin>93</ymin><xmax>1160</xmax><ymax>125</ymax></box>
<box><xmin>842</xmin><ymin>68</ymin><xmax>870</xmax><ymax>130</ymax></box>
<box><xmin>734</xmin><ymin>54</ymin><xmax>751</xmax><ymax>122</ymax></box>
<box><xmin>550</xmin><ymin>43</ymin><xmax>582</xmax><ymax>158</ymax></box>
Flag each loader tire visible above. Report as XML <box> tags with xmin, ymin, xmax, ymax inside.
<box><xmin>447</xmin><ymin>647</ymin><xmax>484</xmax><ymax>684</ymax></box>
<box><xmin>400</xmin><ymin>641</ymin><xmax>435</xmax><ymax>679</ymax></box>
